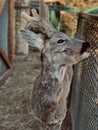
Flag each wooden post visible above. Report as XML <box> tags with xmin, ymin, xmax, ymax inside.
<box><xmin>0</xmin><ymin>0</ymin><xmax>6</xmax><ymax>14</ymax></box>
<box><xmin>0</xmin><ymin>70</ymin><xmax>11</xmax><ymax>86</ymax></box>
<box><xmin>0</xmin><ymin>46</ymin><xmax>11</xmax><ymax>68</ymax></box>
<box><xmin>8</xmin><ymin>0</ymin><xmax>14</xmax><ymax>63</ymax></box>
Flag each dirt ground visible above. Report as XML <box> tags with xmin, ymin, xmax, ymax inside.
<box><xmin>0</xmin><ymin>51</ymin><xmax>71</xmax><ymax>130</ymax></box>
<box><xmin>0</xmin><ymin>52</ymin><xmax>41</xmax><ymax>130</ymax></box>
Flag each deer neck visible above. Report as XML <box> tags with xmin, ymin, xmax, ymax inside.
<box><xmin>41</xmin><ymin>60</ymin><xmax>68</xmax><ymax>84</ymax></box>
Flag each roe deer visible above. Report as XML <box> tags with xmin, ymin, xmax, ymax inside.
<box><xmin>20</xmin><ymin>0</ymin><xmax>90</xmax><ymax>129</ymax></box>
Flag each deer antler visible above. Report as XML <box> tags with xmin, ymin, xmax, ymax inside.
<box><xmin>21</xmin><ymin>0</ymin><xmax>56</xmax><ymax>38</ymax></box>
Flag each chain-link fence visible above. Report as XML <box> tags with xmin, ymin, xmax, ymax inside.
<box><xmin>71</xmin><ymin>13</ymin><xmax>98</xmax><ymax>130</ymax></box>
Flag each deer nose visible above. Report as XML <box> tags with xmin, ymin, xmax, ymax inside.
<box><xmin>80</xmin><ymin>42</ymin><xmax>90</xmax><ymax>54</ymax></box>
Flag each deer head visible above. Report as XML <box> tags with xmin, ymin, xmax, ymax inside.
<box><xmin>20</xmin><ymin>0</ymin><xmax>90</xmax><ymax>69</ymax></box>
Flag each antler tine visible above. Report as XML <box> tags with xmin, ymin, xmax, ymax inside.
<box><xmin>40</xmin><ymin>0</ymin><xmax>49</xmax><ymax>20</ymax></box>
<box><xmin>21</xmin><ymin>12</ymin><xmax>33</xmax><ymax>21</ymax></box>
<box><xmin>31</xmin><ymin>9</ymin><xmax>39</xmax><ymax>17</ymax></box>
<box><xmin>21</xmin><ymin>0</ymin><xmax>56</xmax><ymax>37</ymax></box>
<box><xmin>39</xmin><ymin>0</ymin><xmax>56</xmax><ymax>37</ymax></box>
<box><xmin>21</xmin><ymin>11</ymin><xmax>40</xmax><ymax>30</ymax></box>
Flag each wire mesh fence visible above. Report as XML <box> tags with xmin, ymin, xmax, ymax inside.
<box><xmin>70</xmin><ymin>13</ymin><xmax>98</xmax><ymax>130</ymax></box>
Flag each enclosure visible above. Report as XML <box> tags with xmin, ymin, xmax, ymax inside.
<box><xmin>0</xmin><ymin>0</ymin><xmax>98</xmax><ymax>130</ymax></box>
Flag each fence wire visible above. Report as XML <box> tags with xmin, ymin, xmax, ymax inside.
<box><xmin>70</xmin><ymin>13</ymin><xmax>98</xmax><ymax>130</ymax></box>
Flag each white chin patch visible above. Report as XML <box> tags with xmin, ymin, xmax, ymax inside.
<box><xmin>82</xmin><ymin>52</ymin><xmax>90</xmax><ymax>59</ymax></box>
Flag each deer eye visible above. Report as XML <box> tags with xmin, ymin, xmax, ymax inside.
<box><xmin>57</xmin><ymin>39</ymin><xmax>65</xmax><ymax>44</ymax></box>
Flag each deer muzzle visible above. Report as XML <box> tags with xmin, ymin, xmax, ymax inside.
<box><xmin>80</xmin><ymin>42</ymin><xmax>90</xmax><ymax>54</ymax></box>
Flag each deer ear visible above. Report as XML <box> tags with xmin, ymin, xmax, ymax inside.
<box><xmin>20</xmin><ymin>29</ymin><xmax>44</xmax><ymax>51</ymax></box>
